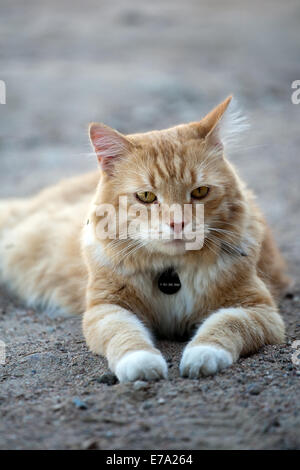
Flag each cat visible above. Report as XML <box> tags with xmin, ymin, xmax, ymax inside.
<box><xmin>0</xmin><ymin>96</ymin><xmax>290</xmax><ymax>382</ymax></box>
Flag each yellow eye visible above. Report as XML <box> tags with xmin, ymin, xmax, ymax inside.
<box><xmin>136</xmin><ymin>191</ymin><xmax>157</xmax><ymax>203</ymax></box>
<box><xmin>191</xmin><ymin>186</ymin><xmax>209</xmax><ymax>199</ymax></box>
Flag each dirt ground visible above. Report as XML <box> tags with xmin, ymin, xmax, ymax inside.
<box><xmin>0</xmin><ymin>0</ymin><xmax>300</xmax><ymax>450</ymax></box>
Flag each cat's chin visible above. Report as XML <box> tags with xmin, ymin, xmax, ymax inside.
<box><xmin>151</xmin><ymin>239</ymin><xmax>188</xmax><ymax>256</ymax></box>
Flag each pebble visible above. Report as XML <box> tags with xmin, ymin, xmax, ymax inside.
<box><xmin>143</xmin><ymin>401</ymin><xmax>153</xmax><ymax>409</ymax></box>
<box><xmin>133</xmin><ymin>380</ymin><xmax>148</xmax><ymax>391</ymax></box>
<box><xmin>83</xmin><ymin>439</ymin><xmax>100</xmax><ymax>450</ymax></box>
<box><xmin>246</xmin><ymin>383</ymin><xmax>262</xmax><ymax>395</ymax></box>
<box><xmin>158</xmin><ymin>398</ymin><xmax>165</xmax><ymax>405</ymax></box>
<box><xmin>72</xmin><ymin>397</ymin><xmax>88</xmax><ymax>410</ymax></box>
<box><xmin>166</xmin><ymin>391</ymin><xmax>178</xmax><ymax>397</ymax></box>
<box><xmin>96</xmin><ymin>373</ymin><xmax>118</xmax><ymax>386</ymax></box>
<box><xmin>285</xmin><ymin>292</ymin><xmax>294</xmax><ymax>300</ymax></box>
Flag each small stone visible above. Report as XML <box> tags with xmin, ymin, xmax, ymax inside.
<box><xmin>52</xmin><ymin>402</ymin><xmax>64</xmax><ymax>411</ymax></box>
<box><xmin>95</xmin><ymin>373</ymin><xmax>118</xmax><ymax>386</ymax></box>
<box><xmin>72</xmin><ymin>397</ymin><xmax>88</xmax><ymax>410</ymax></box>
<box><xmin>105</xmin><ymin>431</ymin><xmax>114</xmax><ymax>438</ymax></box>
<box><xmin>84</xmin><ymin>439</ymin><xmax>100</xmax><ymax>450</ymax></box>
<box><xmin>158</xmin><ymin>398</ymin><xmax>165</xmax><ymax>404</ymax></box>
<box><xmin>138</xmin><ymin>421</ymin><xmax>151</xmax><ymax>431</ymax></box>
<box><xmin>166</xmin><ymin>391</ymin><xmax>178</xmax><ymax>397</ymax></box>
<box><xmin>143</xmin><ymin>401</ymin><xmax>153</xmax><ymax>409</ymax></box>
<box><xmin>133</xmin><ymin>380</ymin><xmax>148</xmax><ymax>391</ymax></box>
<box><xmin>246</xmin><ymin>383</ymin><xmax>262</xmax><ymax>395</ymax></box>
<box><xmin>284</xmin><ymin>291</ymin><xmax>294</xmax><ymax>299</ymax></box>
<box><xmin>83</xmin><ymin>438</ymin><xmax>99</xmax><ymax>450</ymax></box>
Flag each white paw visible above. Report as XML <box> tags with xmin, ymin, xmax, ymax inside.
<box><xmin>180</xmin><ymin>344</ymin><xmax>233</xmax><ymax>378</ymax></box>
<box><xmin>115</xmin><ymin>350</ymin><xmax>168</xmax><ymax>383</ymax></box>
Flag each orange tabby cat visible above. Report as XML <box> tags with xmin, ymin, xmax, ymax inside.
<box><xmin>0</xmin><ymin>96</ymin><xmax>290</xmax><ymax>382</ymax></box>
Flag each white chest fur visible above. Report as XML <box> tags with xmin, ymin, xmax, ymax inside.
<box><xmin>129</xmin><ymin>269</ymin><xmax>196</xmax><ymax>337</ymax></box>
<box><xmin>83</xmin><ymin>224</ymin><xmax>230</xmax><ymax>338</ymax></box>
<box><xmin>128</xmin><ymin>260</ymin><xmax>228</xmax><ymax>338</ymax></box>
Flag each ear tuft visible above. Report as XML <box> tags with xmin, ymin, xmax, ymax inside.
<box><xmin>202</xmin><ymin>95</ymin><xmax>233</xmax><ymax>137</ymax></box>
<box><xmin>213</xmin><ymin>97</ymin><xmax>249</xmax><ymax>151</ymax></box>
<box><xmin>192</xmin><ymin>96</ymin><xmax>249</xmax><ymax>153</ymax></box>
<box><xmin>89</xmin><ymin>123</ymin><xmax>132</xmax><ymax>173</ymax></box>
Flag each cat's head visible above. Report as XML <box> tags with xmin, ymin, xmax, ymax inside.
<box><xmin>89</xmin><ymin>96</ymin><xmax>248</xmax><ymax>258</ymax></box>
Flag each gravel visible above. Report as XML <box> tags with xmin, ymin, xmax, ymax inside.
<box><xmin>0</xmin><ymin>0</ymin><xmax>300</xmax><ymax>450</ymax></box>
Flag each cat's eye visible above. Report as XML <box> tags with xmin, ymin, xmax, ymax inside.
<box><xmin>191</xmin><ymin>186</ymin><xmax>209</xmax><ymax>199</ymax></box>
<box><xmin>136</xmin><ymin>191</ymin><xmax>157</xmax><ymax>203</ymax></box>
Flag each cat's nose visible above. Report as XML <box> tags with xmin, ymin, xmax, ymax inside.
<box><xmin>170</xmin><ymin>221</ymin><xmax>185</xmax><ymax>233</ymax></box>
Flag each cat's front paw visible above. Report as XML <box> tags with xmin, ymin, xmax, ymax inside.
<box><xmin>115</xmin><ymin>350</ymin><xmax>168</xmax><ymax>383</ymax></box>
<box><xmin>180</xmin><ymin>344</ymin><xmax>233</xmax><ymax>378</ymax></box>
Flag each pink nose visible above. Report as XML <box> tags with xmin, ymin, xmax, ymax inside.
<box><xmin>170</xmin><ymin>221</ymin><xmax>185</xmax><ymax>233</ymax></box>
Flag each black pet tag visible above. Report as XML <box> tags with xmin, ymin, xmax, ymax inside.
<box><xmin>157</xmin><ymin>268</ymin><xmax>181</xmax><ymax>295</ymax></box>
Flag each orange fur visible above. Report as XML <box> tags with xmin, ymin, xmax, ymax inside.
<box><xmin>0</xmin><ymin>97</ymin><xmax>290</xmax><ymax>382</ymax></box>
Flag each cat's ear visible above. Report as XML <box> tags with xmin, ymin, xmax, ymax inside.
<box><xmin>200</xmin><ymin>96</ymin><xmax>233</xmax><ymax>150</ymax></box>
<box><xmin>192</xmin><ymin>96</ymin><xmax>248</xmax><ymax>152</ymax></box>
<box><xmin>89</xmin><ymin>123</ymin><xmax>133</xmax><ymax>174</ymax></box>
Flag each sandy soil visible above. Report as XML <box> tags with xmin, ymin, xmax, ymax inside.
<box><xmin>0</xmin><ymin>0</ymin><xmax>300</xmax><ymax>450</ymax></box>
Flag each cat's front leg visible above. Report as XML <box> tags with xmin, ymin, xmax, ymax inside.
<box><xmin>180</xmin><ymin>303</ymin><xmax>285</xmax><ymax>378</ymax></box>
<box><xmin>83</xmin><ymin>304</ymin><xmax>167</xmax><ymax>383</ymax></box>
